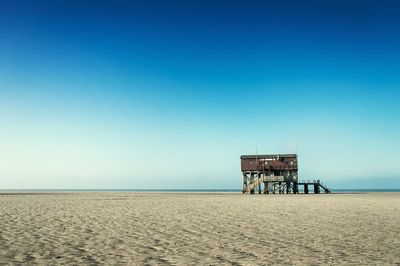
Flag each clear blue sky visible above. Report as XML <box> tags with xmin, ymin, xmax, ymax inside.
<box><xmin>1</xmin><ymin>0</ymin><xmax>399</xmax><ymax>189</ymax></box>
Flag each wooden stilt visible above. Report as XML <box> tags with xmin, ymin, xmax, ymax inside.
<box><xmin>304</xmin><ymin>184</ymin><xmax>309</xmax><ymax>194</ymax></box>
<box><xmin>314</xmin><ymin>183</ymin><xmax>320</xmax><ymax>194</ymax></box>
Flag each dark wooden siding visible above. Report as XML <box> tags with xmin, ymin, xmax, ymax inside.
<box><xmin>240</xmin><ymin>154</ymin><xmax>298</xmax><ymax>172</ymax></box>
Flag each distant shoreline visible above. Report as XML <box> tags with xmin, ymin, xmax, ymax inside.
<box><xmin>1</xmin><ymin>189</ymin><xmax>400</xmax><ymax>195</ymax></box>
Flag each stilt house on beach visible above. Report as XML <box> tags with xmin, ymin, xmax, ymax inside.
<box><xmin>240</xmin><ymin>154</ymin><xmax>330</xmax><ymax>194</ymax></box>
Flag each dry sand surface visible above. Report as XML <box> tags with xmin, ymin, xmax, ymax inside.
<box><xmin>0</xmin><ymin>192</ymin><xmax>399</xmax><ymax>265</ymax></box>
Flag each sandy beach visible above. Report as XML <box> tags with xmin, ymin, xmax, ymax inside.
<box><xmin>0</xmin><ymin>192</ymin><xmax>399</xmax><ymax>265</ymax></box>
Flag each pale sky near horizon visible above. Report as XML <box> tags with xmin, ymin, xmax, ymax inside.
<box><xmin>1</xmin><ymin>0</ymin><xmax>400</xmax><ymax>189</ymax></box>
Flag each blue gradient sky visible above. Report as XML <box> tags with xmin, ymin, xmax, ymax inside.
<box><xmin>1</xmin><ymin>0</ymin><xmax>399</xmax><ymax>189</ymax></box>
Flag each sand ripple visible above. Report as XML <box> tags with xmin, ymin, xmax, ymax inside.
<box><xmin>0</xmin><ymin>193</ymin><xmax>399</xmax><ymax>265</ymax></box>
